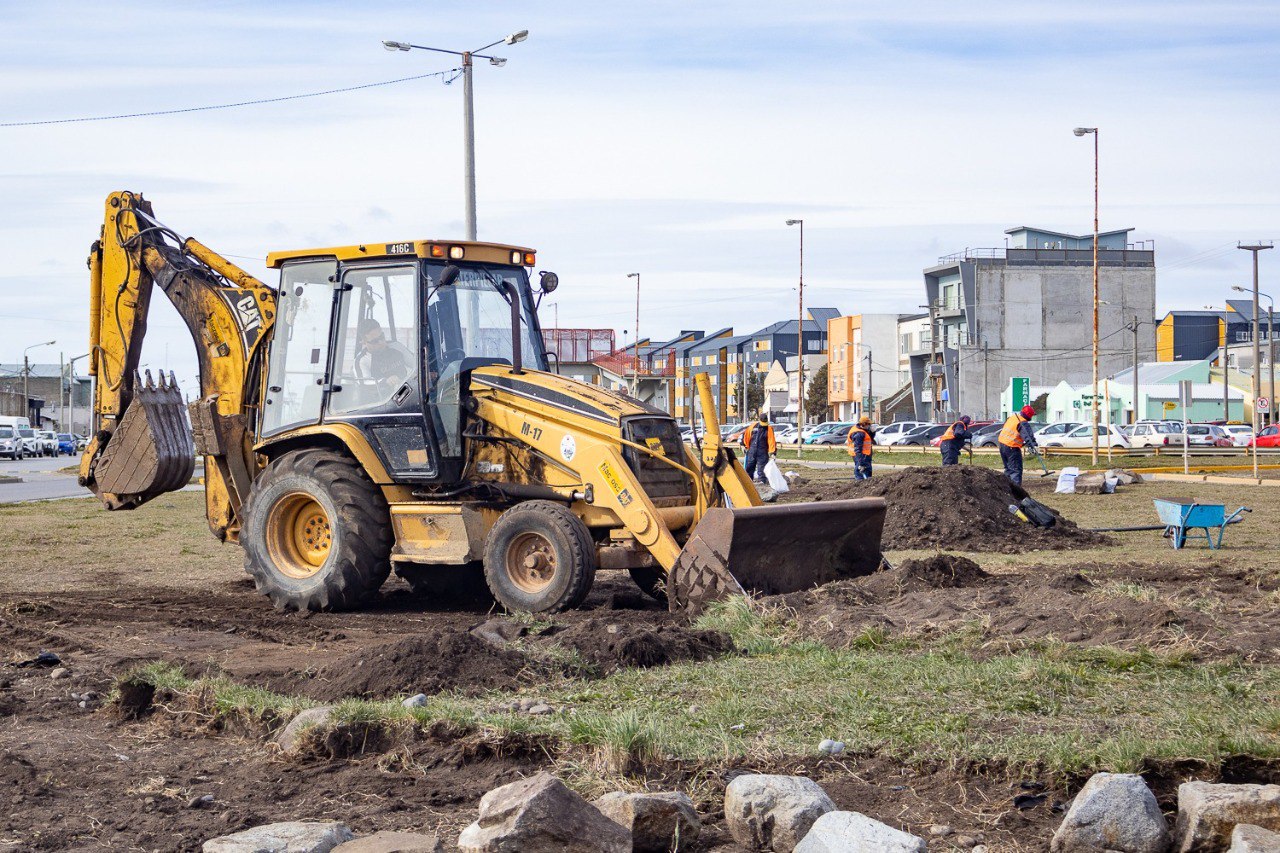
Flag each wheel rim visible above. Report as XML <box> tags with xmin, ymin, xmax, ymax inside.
<box><xmin>265</xmin><ymin>491</ymin><xmax>332</xmax><ymax>579</ymax></box>
<box><xmin>505</xmin><ymin>531</ymin><xmax>557</xmax><ymax>594</ymax></box>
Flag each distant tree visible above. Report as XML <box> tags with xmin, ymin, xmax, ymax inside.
<box><xmin>745</xmin><ymin>370</ymin><xmax>765</xmax><ymax>417</ymax></box>
<box><xmin>805</xmin><ymin>364</ymin><xmax>829</xmax><ymax>419</ymax></box>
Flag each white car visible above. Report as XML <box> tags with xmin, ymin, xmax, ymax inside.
<box><xmin>0</xmin><ymin>426</ymin><xmax>21</xmax><ymax>460</ymax></box>
<box><xmin>1127</xmin><ymin>421</ymin><xmax>1185</xmax><ymax>448</ymax></box>
<box><xmin>1222</xmin><ymin>425</ymin><xmax>1254</xmax><ymax>447</ymax></box>
<box><xmin>1041</xmin><ymin>424</ymin><xmax>1131</xmax><ymax>449</ymax></box>
<box><xmin>36</xmin><ymin>430</ymin><xmax>58</xmax><ymax>457</ymax></box>
<box><xmin>1034</xmin><ymin>422</ymin><xmax>1083</xmax><ymax>443</ymax></box>
<box><xmin>775</xmin><ymin>426</ymin><xmax>801</xmax><ymax>444</ymax></box>
<box><xmin>874</xmin><ymin>421</ymin><xmax>928</xmax><ymax>446</ymax></box>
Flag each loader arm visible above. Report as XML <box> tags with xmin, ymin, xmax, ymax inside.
<box><xmin>82</xmin><ymin>190</ymin><xmax>276</xmax><ymax>540</ymax></box>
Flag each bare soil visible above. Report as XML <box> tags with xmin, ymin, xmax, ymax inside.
<box><xmin>782</xmin><ymin>466</ymin><xmax>1109</xmax><ymax>553</ymax></box>
<box><xmin>768</xmin><ymin>553</ymin><xmax>1280</xmax><ymax>662</ymax></box>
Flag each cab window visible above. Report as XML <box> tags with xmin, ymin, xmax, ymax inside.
<box><xmin>262</xmin><ymin>260</ymin><xmax>337</xmax><ymax>435</ymax></box>
<box><xmin>329</xmin><ymin>264</ymin><xmax>419</xmax><ymax>416</ymax></box>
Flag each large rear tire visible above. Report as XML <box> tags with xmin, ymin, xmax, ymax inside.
<box><xmin>482</xmin><ymin>501</ymin><xmax>596</xmax><ymax>613</ymax></box>
<box><xmin>241</xmin><ymin>448</ymin><xmax>392</xmax><ymax>611</ymax></box>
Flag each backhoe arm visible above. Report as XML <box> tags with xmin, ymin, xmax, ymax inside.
<box><xmin>82</xmin><ymin>191</ymin><xmax>276</xmax><ymax>540</ymax></box>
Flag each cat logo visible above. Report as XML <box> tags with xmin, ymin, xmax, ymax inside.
<box><xmin>643</xmin><ymin>436</ymin><xmax>666</xmax><ymax>457</ymax></box>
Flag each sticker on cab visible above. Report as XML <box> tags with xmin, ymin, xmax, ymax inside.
<box><xmin>643</xmin><ymin>436</ymin><xmax>666</xmax><ymax>456</ymax></box>
<box><xmin>560</xmin><ymin>434</ymin><xmax>577</xmax><ymax>462</ymax></box>
<box><xmin>597</xmin><ymin>460</ymin><xmax>626</xmax><ymax>498</ymax></box>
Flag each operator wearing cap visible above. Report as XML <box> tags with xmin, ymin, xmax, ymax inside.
<box><xmin>997</xmin><ymin>405</ymin><xmax>1039</xmax><ymax>486</ymax></box>
<box><xmin>939</xmin><ymin>415</ymin><xmax>972</xmax><ymax>466</ymax></box>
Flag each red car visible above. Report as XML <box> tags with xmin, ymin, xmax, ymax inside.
<box><xmin>1250</xmin><ymin>425</ymin><xmax>1280</xmax><ymax>447</ymax></box>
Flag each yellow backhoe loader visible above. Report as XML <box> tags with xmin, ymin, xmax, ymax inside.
<box><xmin>81</xmin><ymin>191</ymin><xmax>886</xmax><ymax>614</ymax></box>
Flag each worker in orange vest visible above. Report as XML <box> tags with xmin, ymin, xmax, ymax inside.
<box><xmin>846</xmin><ymin>416</ymin><xmax>875</xmax><ymax>480</ymax></box>
<box><xmin>741</xmin><ymin>413</ymin><xmax>776</xmax><ymax>483</ymax></box>
<box><xmin>997</xmin><ymin>405</ymin><xmax>1039</xmax><ymax>485</ymax></box>
<box><xmin>939</xmin><ymin>415</ymin><xmax>973</xmax><ymax>466</ymax></box>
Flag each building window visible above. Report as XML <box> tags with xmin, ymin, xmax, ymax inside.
<box><xmin>807</xmin><ymin>339</ymin><xmax>820</xmax><ymax>352</ymax></box>
<box><xmin>754</xmin><ymin>340</ymin><xmax>770</xmax><ymax>351</ymax></box>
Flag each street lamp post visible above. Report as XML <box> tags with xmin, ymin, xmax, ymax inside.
<box><xmin>383</xmin><ymin>29</ymin><xmax>528</xmax><ymax>240</ymax></box>
<box><xmin>68</xmin><ymin>352</ymin><xmax>90</xmax><ymax>437</ymax></box>
<box><xmin>1233</xmin><ymin>284</ymin><xmax>1276</xmax><ymax>427</ymax></box>
<box><xmin>1074</xmin><ymin>126</ymin><xmax>1100</xmax><ymax>465</ymax></box>
<box><xmin>23</xmin><ymin>340</ymin><xmax>55</xmax><ymax>425</ymax></box>
<box><xmin>786</xmin><ymin>219</ymin><xmax>804</xmax><ymax>457</ymax></box>
<box><xmin>1238</xmin><ymin>243</ymin><xmax>1273</xmax><ymax>479</ymax></box>
<box><xmin>626</xmin><ymin>273</ymin><xmax>641</xmax><ymax>396</ymax></box>
<box><xmin>863</xmin><ymin>345</ymin><xmax>873</xmax><ymax>419</ymax></box>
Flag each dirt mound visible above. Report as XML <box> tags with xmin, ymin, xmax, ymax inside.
<box><xmin>301</xmin><ymin>632</ymin><xmax>532</xmax><ymax>701</ymax></box>
<box><xmin>782</xmin><ymin>466</ymin><xmax>1107</xmax><ymax>552</ymax></box>
<box><xmin>769</xmin><ymin>559</ymin><xmax>1279</xmax><ymax>662</ymax></box>
<box><xmin>547</xmin><ymin>615</ymin><xmax>732</xmax><ymax>673</ymax></box>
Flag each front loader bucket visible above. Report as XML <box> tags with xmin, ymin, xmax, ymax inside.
<box><xmin>90</xmin><ymin>370</ymin><xmax>196</xmax><ymax>510</ymax></box>
<box><xmin>667</xmin><ymin>498</ymin><xmax>887</xmax><ymax>615</ymax></box>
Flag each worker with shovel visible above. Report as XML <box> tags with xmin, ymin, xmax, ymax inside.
<box><xmin>997</xmin><ymin>405</ymin><xmax>1039</xmax><ymax>486</ymax></box>
<box><xmin>846</xmin><ymin>415</ymin><xmax>875</xmax><ymax>480</ymax></box>
<box><xmin>939</xmin><ymin>415</ymin><xmax>972</xmax><ymax>466</ymax></box>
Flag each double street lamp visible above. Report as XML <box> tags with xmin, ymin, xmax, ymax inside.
<box><xmin>383</xmin><ymin>29</ymin><xmax>529</xmax><ymax>241</ymax></box>
<box><xmin>1073</xmin><ymin>126</ymin><xmax>1100</xmax><ymax>465</ymax></box>
<box><xmin>1233</xmin><ymin>282</ymin><xmax>1276</xmax><ymax>427</ymax></box>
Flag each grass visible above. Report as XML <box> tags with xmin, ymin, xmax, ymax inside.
<box><xmin>124</xmin><ymin>602</ymin><xmax>1280</xmax><ymax>779</ymax></box>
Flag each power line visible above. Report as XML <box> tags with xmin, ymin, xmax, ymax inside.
<box><xmin>0</xmin><ymin>68</ymin><xmax>463</xmax><ymax>128</ymax></box>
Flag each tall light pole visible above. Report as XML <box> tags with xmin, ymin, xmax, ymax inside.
<box><xmin>383</xmin><ymin>29</ymin><xmax>528</xmax><ymax>240</ymax></box>
<box><xmin>23</xmin><ymin>340</ymin><xmax>55</xmax><ymax>425</ymax></box>
<box><xmin>1234</xmin><ymin>284</ymin><xmax>1275</xmax><ymax>426</ymax></box>
<box><xmin>1237</xmin><ymin>244</ymin><xmax>1273</xmax><ymax>480</ymax></box>
<box><xmin>627</xmin><ymin>273</ymin><xmax>641</xmax><ymax>397</ymax></box>
<box><xmin>1074</xmin><ymin>126</ymin><xmax>1100</xmax><ymax>465</ymax></box>
<box><xmin>786</xmin><ymin>219</ymin><xmax>804</xmax><ymax>457</ymax></box>
<box><xmin>863</xmin><ymin>345</ymin><xmax>873</xmax><ymax>420</ymax></box>
<box><xmin>68</xmin><ymin>352</ymin><xmax>90</xmax><ymax>436</ymax></box>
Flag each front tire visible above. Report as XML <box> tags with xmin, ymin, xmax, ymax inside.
<box><xmin>482</xmin><ymin>501</ymin><xmax>596</xmax><ymax>613</ymax></box>
<box><xmin>241</xmin><ymin>448</ymin><xmax>392</xmax><ymax>611</ymax></box>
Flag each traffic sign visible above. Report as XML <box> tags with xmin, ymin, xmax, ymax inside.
<box><xmin>1163</xmin><ymin>401</ymin><xmax>1177</xmax><ymax>411</ymax></box>
<box><xmin>1012</xmin><ymin>377</ymin><xmax>1030</xmax><ymax>409</ymax></box>
<box><xmin>1260</xmin><ymin>397</ymin><xmax>1271</xmax><ymax>413</ymax></box>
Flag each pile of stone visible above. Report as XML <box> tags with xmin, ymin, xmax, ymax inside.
<box><xmin>198</xmin><ymin>771</ymin><xmax>1280</xmax><ymax>852</ymax></box>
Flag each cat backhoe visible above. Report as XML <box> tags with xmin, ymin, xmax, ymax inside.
<box><xmin>81</xmin><ymin>191</ymin><xmax>886</xmax><ymax>614</ymax></box>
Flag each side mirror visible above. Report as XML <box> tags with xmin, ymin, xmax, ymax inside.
<box><xmin>538</xmin><ymin>270</ymin><xmax>559</xmax><ymax>293</ymax></box>
<box><xmin>438</xmin><ymin>265</ymin><xmax>460</xmax><ymax>287</ymax></box>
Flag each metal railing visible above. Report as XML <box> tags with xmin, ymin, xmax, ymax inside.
<box><xmin>936</xmin><ymin>247</ymin><xmax>1155</xmax><ymax>267</ymax></box>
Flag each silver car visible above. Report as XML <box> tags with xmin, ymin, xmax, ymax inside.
<box><xmin>0</xmin><ymin>426</ymin><xmax>22</xmax><ymax>460</ymax></box>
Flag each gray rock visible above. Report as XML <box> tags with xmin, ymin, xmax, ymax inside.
<box><xmin>50</xmin><ymin>667</ymin><xmax>70</xmax><ymax>680</ymax></box>
<box><xmin>275</xmin><ymin>707</ymin><xmax>334</xmax><ymax>756</ymax></box>
<box><xmin>593</xmin><ymin>791</ymin><xmax>701</xmax><ymax>851</ymax></box>
<box><xmin>331</xmin><ymin>831</ymin><xmax>444</xmax><ymax>852</ymax></box>
<box><xmin>401</xmin><ymin>694</ymin><xmax>428</xmax><ymax>709</ymax></box>
<box><xmin>456</xmin><ymin>771</ymin><xmax>631</xmax><ymax>852</ymax></box>
<box><xmin>470</xmin><ymin>619</ymin><xmax>527</xmax><ymax>647</ymax></box>
<box><xmin>794</xmin><ymin>811</ymin><xmax>926</xmax><ymax>853</ymax></box>
<box><xmin>930</xmin><ymin>824</ymin><xmax>954</xmax><ymax>837</ymax></box>
<box><xmin>725</xmin><ymin>774</ymin><xmax>836</xmax><ymax>852</ymax></box>
<box><xmin>1228</xmin><ymin>824</ymin><xmax>1280</xmax><ymax>852</ymax></box>
<box><xmin>1105</xmin><ymin>468</ymin><xmax>1141</xmax><ymax>485</ymax></box>
<box><xmin>203</xmin><ymin>821</ymin><xmax>355</xmax><ymax>853</ymax></box>
<box><xmin>526</xmin><ymin>703</ymin><xmax>554</xmax><ymax>716</ymax></box>
<box><xmin>1050</xmin><ymin>772</ymin><xmax>1170</xmax><ymax>853</ymax></box>
<box><xmin>1176</xmin><ymin>783</ymin><xmax>1280</xmax><ymax>852</ymax></box>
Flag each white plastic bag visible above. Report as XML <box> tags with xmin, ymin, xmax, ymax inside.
<box><xmin>1055</xmin><ymin>466</ymin><xmax>1080</xmax><ymax>494</ymax></box>
<box><xmin>763</xmin><ymin>458</ymin><xmax>789</xmax><ymax>493</ymax></box>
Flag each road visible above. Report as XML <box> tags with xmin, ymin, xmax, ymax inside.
<box><xmin>0</xmin><ymin>453</ymin><xmax>91</xmax><ymax>503</ymax></box>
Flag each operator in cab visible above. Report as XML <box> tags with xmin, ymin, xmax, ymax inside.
<box><xmin>740</xmin><ymin>412</ymin><xmax>776</xmax><ymax>483</ymax></box>
<box><xmin>846</xmin><ymin>416</ymin><xmax>875</xmax><ymax>480</ymax></box>
<box><xmin>939</xmin><ymin>415</ymin><xmax>972</xmax><ymax>466</ymax></box>
<box><xmin>997</xmin><ymin>405</ymin><xmax>1039</xmax><ymax>486</ymax></box>
<box><xmin>357</xmin><ymin>319</ymin><xmax>413</xmax><ymax>391</ymax></box>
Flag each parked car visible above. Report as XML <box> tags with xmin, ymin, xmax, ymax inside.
<box><xmin>1042</xmin><ymin>424</ymin><xmax>1131</xmax><ymax>449</ymax></box>
<box><xmin>901</xmin><ymin>424</ymin><xmax>949</xmax><ymax>446</ymax></box>
<box><xmin>969</xmin><ymin>423</ymin><xmax>1003</xmax><ymax>447</ymax></box>
<box><xmin>775</xmin><ymin>425</ymin><xmax>801</xmax><ymax>444</ymax></box>
<box><xmin>1184</xmin><ymin>424</ymin><xmax>1233</xmax><ymax>448</ymax></box>
<box><xmin>56</xmin><ymin>433</ymin><xmax>78</xmax><ymax>455</ymax></box>
<box><xmin>1222</xmin><ymin>424</ymin><xmax>1254</xmax><ymax>447</ymax></box>
<box><xmin>1127</xmin><ymin>420</ymin><xmax>1186</xmax><ymax>448</ymax></box>
<box><xmin>810</xmin><ymin>424</ymin><xmax>854</xmax><ymax>445</ymax></box>
<box><xmin>0</xmin><ymin>426</ymin><xmax>22</xmax><ymax>460</ymax></box>
<box><xmin>800</xmin><ymin>421</ymin><xmax>841</xmax><ymax>442</ymax></box>
<box><xmin>1250</xmin><ymin>425</ymin><xmax>1280</xmax><ymax>448</ymax></box>
<box><xmin>1033</xmin><ymin>422</ymin><xmax>1083</xmax><ymax>443</ymax></box>
<box><xmin>35</xmin><ymin>430</ymin><xmax>58</xmax><ymax>457</ymax></box>
<box><xmin>873</xmin><ymin>421</ymin><xmax>927</xmax><ymax>446</ymax></box>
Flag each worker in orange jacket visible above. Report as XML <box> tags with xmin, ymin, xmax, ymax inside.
<box><xmin>846</xmin><ymin>416</ymin><xmax>875</xmax><ymax>480</ymax></box>
<box><xmin>741</xmin><ymin>413</ymin><xmax>776</xmax><ymax>483</ymax></box>
<box><xmin>939</xmin><ymin>415</ymin><xmax>973</xmax><ymax>466</ymax></box>
<box><xmin>997</xmin><ymin>405</ymin><xmax>1039</xmax><ymax>486</ymax></box>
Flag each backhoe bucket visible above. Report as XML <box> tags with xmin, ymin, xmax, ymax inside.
<box><xmin>667</xmin><ymin>497</ymin><xmax>888</xmax><ymax>615</ymax></box>
<box><xmin>91</xmin><ymin>370</ymin><xmax>196</xmax><ymax>509</ymax></box>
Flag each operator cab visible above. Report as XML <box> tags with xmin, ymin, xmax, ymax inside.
<box><xmin>263</xmin><ymin>240</ymin><xmax>554</xmax><ymax>483</ymax></box>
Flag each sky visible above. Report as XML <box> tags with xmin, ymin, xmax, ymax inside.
<box><xmin>3</xmin><ymin>0</ymin><xmax>1278</xmax><ymax>393</ymax></box>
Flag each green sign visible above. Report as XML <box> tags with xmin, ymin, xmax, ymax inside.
<box><xmin>1012</xmin><ymin>377</ymin><xmax>1030</xmax><ymax>410</ymax></box>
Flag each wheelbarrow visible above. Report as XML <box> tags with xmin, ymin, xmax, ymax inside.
<box><xmin>1153</xmin><ymin>498</ymin><xmax>1250</xmax><ymax>549</ymax></box>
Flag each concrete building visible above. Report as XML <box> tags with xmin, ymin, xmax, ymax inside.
<box><xmin>0</xmin><ymin>363</ymin><xmax>93</xmax><ymax>431</ymax></box>
<box><xmin>912</xmin><ymin>226</ymin><xmax>1156</xmax><ymax>422</ymax></box>
<box><xmin>827</xmin><ymin>314</ymin><xmax>900</xmax><ymax>421</ymax></box>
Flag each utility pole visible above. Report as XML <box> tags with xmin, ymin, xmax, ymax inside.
<box><xmin>1131</xmin><ymin>316</ymin><xmax>1140</xmax><ymax>424</ymax></box>
<box><xmin>982</xmin><ymin>340</ymin><xmax>989</xmax><ymax>420</ymax></box>
<box><xmin>59</xmin><ymin>351</ymin><xmax>65</xmax><ymax>428</ymax></box>
<box><xmin>627</xmin><ymin>273</ymin><xmax>641</xmax><ymax>396</ymax></box>
<box><xmin>1074</xmin><ymin>126</ymin><xmax>1100</xmax><ymax>464</ymax></box>
<box><xmin>1240</xmin><ymin>242</ymin><xmax>1273</xmax><ymax>478</ymax></box>
<box><xmin>786</xmin><ymin>219</ymin><xmax>804</xmax><ymax>456</ymax></box>
<box><xmin>863</xmin><ymin>346</ymin><xmax>873</xmax><ymax>420</ymax></box>
<box><xmin>928</xmin><ymin>300</ymin><xmax>940</xmax><ymax>421</ymax></box>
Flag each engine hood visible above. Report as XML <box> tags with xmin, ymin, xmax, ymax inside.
<box><xmin>468</xmin><ymin>365</ymin><xmax>669</xmax><ymax>427</ymax></box>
